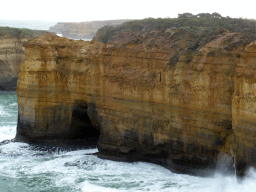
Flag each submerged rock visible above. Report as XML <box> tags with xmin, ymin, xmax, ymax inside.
<box><xmin>64</xmin><ymin>155</ymin><xmax>105</xmax><ymax>171</ymax></box>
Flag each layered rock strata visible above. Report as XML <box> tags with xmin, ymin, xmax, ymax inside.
<box><xmin>0</xmin><ymin>36</ymin><xmax>29</xmax><ymax>90</ymax></box>
<box><xmin>16</xmin><ymin>32</ymin><xmax>256</xmax><ymax>177</ymax></box>
<box><xmin>232</xmin><ymin>40</ymin><xmax>256</xmax><ymax>177</ymax></box>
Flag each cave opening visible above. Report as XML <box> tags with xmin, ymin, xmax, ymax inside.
<box><xmin>70</xmin><ymin>102</ymin><xmax>100</xmax><ymax>146</ymax></box>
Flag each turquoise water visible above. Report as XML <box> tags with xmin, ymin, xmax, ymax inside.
<box><xmin>1</xmin><ymin>93</ymin><xmax>256</xmax><ymax>192</ymax></box>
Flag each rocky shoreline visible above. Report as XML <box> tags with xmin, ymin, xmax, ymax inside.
<box><xmin>15</xmin><ymin>31</ymin><xmax>256</xmax><ymax>178</ymax></box>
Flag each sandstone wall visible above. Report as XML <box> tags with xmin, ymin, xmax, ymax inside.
<box><xmin>16</xmin><ymin>33</ymin><xmax>256</xmax><ymax>177</ymax></box>
<box><xmin>0</xmin><ymin>36</ymin><xmax>29</xmax><ymax>90</ymax></box>
<box><xmin>232</xmin><ymin>40</ymin><xmax>256</xmax><ymax>177</ymax></box>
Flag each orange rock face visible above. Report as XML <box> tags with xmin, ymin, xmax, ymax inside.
<box><xmin>0</xmin><ymin>36</ymin><xmax>28</xmax><ymax>90</ymax></box>
<box><xmin>16</xmin><ymin>32</ymin><xmax>256</xmax><ymax>176</ymax></box>
<box><xmin>232</xmin><ymin>40</ymin><xmax>256</xmax><ymax>177</ymax></box>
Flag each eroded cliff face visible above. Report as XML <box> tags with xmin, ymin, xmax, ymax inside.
<box><xmin>0</xmin><ymin>36</ymin><xmax>29</xmax><ymax>90</ymax></box>
<box><xmin>49</xmin><ymin>20</ymin><xmax>130</xmax><ymax>39</ymax></box>
<box><xmin>232</xmin><ymin>40</ymin><xmax>256</xmax><ymax>177</ymax></box>
<box><xmin>16</xmin><ymin>32</ymin><xmax>256</xmax><ymax>177</ymax></box>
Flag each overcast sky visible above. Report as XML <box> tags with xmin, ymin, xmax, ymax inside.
<box><xmin>2</xmin><ymin>0</ymin><xmax>256</xmax><ymax>22</ymax></box>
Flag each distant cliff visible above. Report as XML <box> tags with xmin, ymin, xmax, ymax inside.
<box><xmin>48</xmin><ymin>20</ymin><xmax>131</xmax><ymax>39</ymax></box>
<box><xmin>0</xmin><ymin>27</ymin><xmax>47</xmax><ymax>90</ymax></box>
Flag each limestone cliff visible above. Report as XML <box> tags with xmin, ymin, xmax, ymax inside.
<box><xmin>0</xmin><ymin>36</ymin><xmax>29</xmax><ymax>90</ymax></box>
<box><xmin>48</xmin><ymin>20</ymin><xmax>131</xmax><ymax>39</ymax></box>
<box><xmin>0</xmin><ymin>27</ymin><xmax>47</xmax><ymax>90</ymax></box>
<box><xmin>16</xmin><ymin>32</ymin><xmax>256</xmax><ymax>177</ymax></box>
<box><xmin>232</xmin><ymin>40</ymin><xmax>256</xmax><ymax>177</ymax></box>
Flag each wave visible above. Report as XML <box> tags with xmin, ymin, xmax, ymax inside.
<box><xmin>0</xmin><ymin>106</ymin><xmax>11</xmax><ymax>117</ymax></box>
<box><xmin>0</xmin><ymin>125</ymin><xmax>16</xmax><ymax>142</ymax></box>
<box><xmin>9</xmin><ymin>103</ymin><xmax>18</xmax><ymax>106</ymax></box>
<box><xmin>1</xmin><ymin>141</ymin><xmax>256</xmax><ymax>191</ymax></box>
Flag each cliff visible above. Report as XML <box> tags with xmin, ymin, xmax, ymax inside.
<box><xmin>0</xmin><ymin>27</ymin><xmax>47</xmax><ymax>90</ymax></box>
<box><xmin>48</xmin><ymin>20</ymin><xmax>131</xmax><ymax>39</ymax></box>
<box><xmin>15</xmin><ymin>31</ymin><xmax>256</xmax><ymax>178</ymax></box>
<box><xmin>0</xmin><ymin>36</ymin><xmax>27</xmax><ymax>90</ymax></box>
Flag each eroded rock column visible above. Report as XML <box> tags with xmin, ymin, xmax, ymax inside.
<box><xmin>16</xmin><ymin>33</ymin><xmax>102</xmax><ymax>146</ymax></box>
<box><xmin>232</xmin><ymin>40</ymin><xmax>256</xmax><ymax>178</ymax></box>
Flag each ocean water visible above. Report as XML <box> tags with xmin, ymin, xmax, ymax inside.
<box><xmin>1</xmin><ymin>91</ymin><xmax>256</xmax><ymax>191</ymax></box>
<box><xmin>56</xmin><ymin>33</ymin><xmax>92</xmax><ymax>41</ymax></box>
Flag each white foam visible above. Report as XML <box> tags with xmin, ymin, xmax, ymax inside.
<box><xmin>1</xmin><ymin>142</ymin><xmax>256</xmax><ymax>191</ymax></box>
<box><xmin>0</xmin><ymin>106</ymin><xmax>11</xmax><ymax>117</ymax></box>
<box><xmin>0</xmin><ymin>125</ymin><xmax>16</xmax><ymax>141</ymax></box>
<box><xmin>81</xmin><ymin>182</ymin><xmax>120</xmax><ymax>192</ymax></box>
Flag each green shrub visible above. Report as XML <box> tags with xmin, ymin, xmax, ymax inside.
<box><xmin>0</xmin><ymin>27</ymin><xmax>47</xmax><ymax>38</ymax></box>
<box><xmin>93</xmin><ymin>14</ymin><xmax>256</xmax><ymax>43</ymax></box>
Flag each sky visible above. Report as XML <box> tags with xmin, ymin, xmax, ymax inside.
<box><xmin>1</xmin><ymin>0</ymin><xmax>256</xmax><ymax>22</ymax></box>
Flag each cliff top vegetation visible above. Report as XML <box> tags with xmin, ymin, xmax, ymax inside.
<box><xmin>93</xmin><ymin>13</ymin><xmax>256</xmax><ymax>44</ymax></box>
<box><xmin>0</xmin><ymin>27</ymin><xmax>48</xmax><ymax>38</ymax></box>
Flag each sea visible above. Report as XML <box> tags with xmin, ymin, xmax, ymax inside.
<box><xmin>1</xmin><ymin>21</ymin><xmax>256</xmax><ymax>192</ymax></box>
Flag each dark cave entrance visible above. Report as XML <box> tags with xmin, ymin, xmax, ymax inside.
<box><xmin>70</xmin><ymin>102</ymin><xmax>100</xmax><ymax>146</ymax></box>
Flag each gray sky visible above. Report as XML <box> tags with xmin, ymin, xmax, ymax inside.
<box><xmin>2</xmin><ymin>0</ymin><xmax>256</xmax><ymax>22</ymax></box>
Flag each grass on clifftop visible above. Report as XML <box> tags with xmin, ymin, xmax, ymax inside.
<box><xmin>93</xmin><ymin>14</ymin><xmax>256</xmax><ymax>44</ymax></box>
<box><xmin>0</xmin><ymin>27</ymin><xmax>47</xmax><ymax>38</ymax></box>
